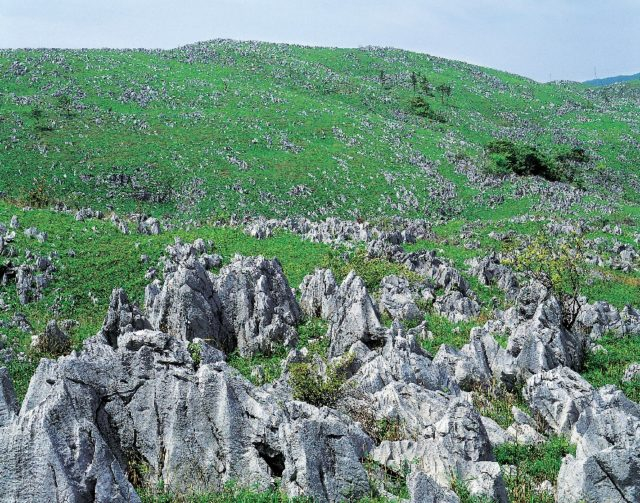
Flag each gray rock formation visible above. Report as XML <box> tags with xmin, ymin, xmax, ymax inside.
<box><xmin>434</xmin><ymin>291</ymin><xmax>480</xmax><ymax>322</ymax></box>
<box><xmin>523</xmin><ymin>366</ymin><xmax>595</xmax><ymax>435</ymax></box>
<box><xmin>467</xmin><ymin>253</ymin><xmax>519</xmax><ymax>300</ymax></box>
<box><xmin>623</xmin><ymin>363</ymin><xmax>640</xmax><ymax>383</ymax></box>
<box><xmin>0</xmin><ymin>311</ymin><xmax>374</xmax><ymax>503</ymax></box>
<box><xmin>378</xmin><ymin>275</ymin><xmax>423</xmax><ymax>322</ymax></box>
<box><xmin>523</xmin><ymin>366</ymin><xmax>640</xmax><ymax>501</ymax></box>
<box><xmin>408</xmin><ymin>471</ymin><xmax>461</xmax><ymax>502</ymax></box>
<box><xmin>326</xmin><ymin>271</ymin><xmax>381</xmax><ymax>358</ymax></box>
<box><xmin>98</xmin><ymin>288</ymin><xmax>151</xmax><ymax>347</ymax></box>
<box><xmin>146</xmin><ymin>255</ymin><xmax>229</xmax><ymax>350</ymax></box>
<box><xmin>575</xmin><ymin>301</ymin><xmax>640</xmax><ymax>340</ymax></box>
<box><xmin>15</xmin><ymin>259</ymin><xmax>54</xmax><ymax>305</ymax></box>
<box><xmin>337</xmin><ymin>323</ymin><xmax>507</xmax><ymax>502</ymax></box>
<box><xmin>299</xmin><ymin>268</ymin><xmax>340</xmax><ymax>320</ymax></box>
<box><xmin>215</xmin><ymin>255</ymin><xmax>302</xmax><ymax>357</ymax></box>
<box><xmin>0</xmin><ymin>367</ymin><xmax>18</xmax><ymax>427</ymax></box>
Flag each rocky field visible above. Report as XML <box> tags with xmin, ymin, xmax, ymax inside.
<box><xmin>1</xmin><ymin>41</ymin><xmax>639</xmax><ymax>503</ymax></box>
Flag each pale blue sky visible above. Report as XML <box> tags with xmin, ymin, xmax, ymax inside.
<box><xmin>0</xmin><ymin>0</ymin><xmax>638</xmax><ymax>82</ymax></box>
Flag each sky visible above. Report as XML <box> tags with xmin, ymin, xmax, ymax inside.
<box><xmin>0</xmin><ymin>0</ymin><xmax>638</xmax><ymax>82</ymax></box>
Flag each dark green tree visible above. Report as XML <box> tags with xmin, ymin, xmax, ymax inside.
<box><xmin>379</xmin><ymin>70</ymin><xmax>386</xmax><ymax>87</ymax></box>
<box><xmin>436</xmin><ymin>84</ymin><xmax>452</xmax><ymax>104</ymax></box>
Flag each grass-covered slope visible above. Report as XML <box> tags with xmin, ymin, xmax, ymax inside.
<box><xmin>1</xmin><ymin>40</ymin><xmax>639</xmax><ymax>222</ymax></box>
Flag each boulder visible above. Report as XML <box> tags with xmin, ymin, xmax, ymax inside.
<box><xmin>378</xmin><ymin>275</ymin><xmax>423</xmax><ymax>322</ymax></box>
<box><xmin>523</xmin><ymin>367</ymin><xmax>595</xmax><ymax>435</ymax></box>
<box><xmin>434</xmin><ymin>291</ymin><xmax>480</xmax><ymax>322</ymax></box>
<box><xmin>408</xmin><ymin>471</ymin><xmax>460</xmax><ymax>503</ymax></box>
<box><xmin>555</xmin><ymin>384</ymin><xmax>640</xmax><ymax>502</ymax></box>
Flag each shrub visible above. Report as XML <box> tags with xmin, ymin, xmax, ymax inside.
<box><xmin>484</xmin><ymin>140</ymin><xmax>585</xmax><ymax>183</ymax></box>
<box><xmin>288</xmin><ymin>354</ymin><xmax>353</xmax><ymax>407</ymax></box>
<box><xmin>188</xmin><ymin>342</ymin><xmax>202</xmax><ymax>367</ymax></box>
<box><xmin>409</xmin><ymin>96</ymin><xmax>446</xmax><ymax>122</ymax></box>
<box><xmin>504</xmin><ymin>232</ymin><xmax>586</xmax><ymax>328</ymax></box>
<box><xmin>27</xmin><ymin>177</ymin><xmax>52</xmax><ymax>208</ymax></box>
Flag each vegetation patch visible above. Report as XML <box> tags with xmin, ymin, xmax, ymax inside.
<box><xmin>484</xmin><ymin>139</ymin><xmax>587</xmax><ymax>184</ymax></box>
<box><xmin>494</xmin><ymin>437</ymin><xmax>576</xmax><ymax>503</ymax></box>
<box><xmin>582</xmin><ymin>332</ymin><xmax>640</xmax><ymax>402</ymax></box>
<box><xmin>288</xmin><ymin>353</ymin><xmax>354</xmax><ymax>407</ymax></box>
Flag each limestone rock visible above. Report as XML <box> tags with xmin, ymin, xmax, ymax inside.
<box><xmin>215</xmin><ymin>255</ymin><xmax>302</xmax><ymax>357</ymax></box>
<box><xmin>326</xmin><ymin>271</ymin><xmax>381</xmax><ymax>359</ymax></box>
<box><xmin>299</xmin><ymin>268</ymin><xmax>340</xmax><ymax>320</ymax></box>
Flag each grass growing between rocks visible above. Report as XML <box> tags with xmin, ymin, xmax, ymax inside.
<box><xmin>363</xmin><ymin>458</ymin><xmax>411</xmax><ymax>501</ymax></box>
<box><xmin>0</xmin><ymin>201</ymin><xmax>336</xmax><ymax>399</ymax></box>
<box><xmin>138</xmin><ymin>481</ymin><xmax>399</xmax><ymax>503</ymax></box>
<box><xmin>420</xmin><ymin>313</ymin><xmax>479</xmax><ymax>355</ymax></box>
<box><xmin>450</xmin><ymin>478</ymin><xmax>494</xmax><ymax>503</ymax></box>
<box><xmin>227</xmin><ymin>346</ymin><xmax>290</xmax><ymax>386</ymax></box>
<box><xmin>138</xmin><ymin>483</ymin><xmax>312</xmax><ymax>503</ymax></box>
<box><xmin>582</xmin><ymin>333</ymin><xmax>640</xmax><ymax>402</ymax></box>
<box><xmin>471</xmin><ymin>383</ymin><xmax>531</xmax><ymax>429</ymax></box>
<box><xmin>494</xmin><ymin>437</ymin><xmax>575</xmax><ymax>503</ymax></box>
<box><xmin>226</xmin><ymin>319</ymin><xmax>329</xmax><ymax>386</ymax></box>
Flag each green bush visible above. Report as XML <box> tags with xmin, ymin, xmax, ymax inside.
<box><xmin>409</xmin><ymin>96</ymin><xmax>446</xmax><ymax>123</ymax></box>
<box><xmin>484</xmin><ymin>139</ymin><xmax>585</xmax><ymax>183</ymax></box>
<box><xmin>288</xmin><ymin>354</ymin><xmax>353</xmax><ymax>407</ymax></box>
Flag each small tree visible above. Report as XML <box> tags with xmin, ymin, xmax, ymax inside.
<box><xmin>410</xmin><ymin>72</ymin><xmax>418</xmax><ymax>92</ymax></box>
<box><xmin>379</xmin><ymin>70</ymin><xmax>386</xmax><ymax>87</ymax></box>
<box><xmin>419</xmin><ymin>75</ymin><xmax>434</xmax><ymax>96</ymax></box>
<box><xmin>505</xmin><ymin>232</ymin><xmax>586</xmax><ymax>328</ymax></box>
<box><xmin>436</xmin><ymin>83</ymin><xmax>452</xmax><ymax>104</ymax></box>
<box><xmin>57</xmin><ymin>95</ymin><xmax>73</xmax><ymax>117</ymax></box>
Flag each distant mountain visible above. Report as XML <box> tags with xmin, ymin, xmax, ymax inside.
<box><xmin>584</xmin><ymin>72</ymin><xmax>640</xmax><ymax>87</ymax></box>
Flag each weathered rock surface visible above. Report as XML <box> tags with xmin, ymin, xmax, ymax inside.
<box><xmin>299</xmin><ymin>268</ymin><xmax>340</xmax><ymax>320</ymax></box>
<box><xmin>326</xmin><ymin>271</ymin><xmax>382</xmax><ymax>358</ymax></box>
<box><xmin>215</xmin><ymin>255</ymin><xmax>302</xmax><ymax>357</ymax></box>
<box><xmin>0</xmin><ymin>303</ymin><xmax>374</xmax><ymax>503</ymax></box>
<box><xmin>575</xmin><ymin>301</ymin><xmax>640</xmax><ymax>340</ymax></box>
<box><xmin>145</xmin><ymin>254</ymin><xmax>228</xmax><ymax>349</ymax></box>
<box><xmin>434</xmin><ymin>290</ymin><xmax>480</xmax><ymax>322</ymax></box>
<box><xmin>524</xmin><ymin>366</ymin><xmax>640</xmax><ymax>502</ymax></box>
<box><xmin>467</xmin><ymin>253</ymin><xmax>519</xmax><ymax>300</ymax></box>
<box><xmin>338</xmin><ymin>323</ymin><xmax>507</xmax><ymax>502</ymax></box>
<box><xmin>378</xmin><ymin>274</ymin><xmax>423</xmax><ymax>322</ymax></box>
<box><xmin>408</xmin><ymin>471</ymin><xmax>461</xmax><ymax>502</ymax></box>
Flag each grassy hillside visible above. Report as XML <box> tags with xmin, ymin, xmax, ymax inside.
<box><xmin>1</xmin><ymin>40</ymin><xmax>639</xmax><ymax>223</ymax></box>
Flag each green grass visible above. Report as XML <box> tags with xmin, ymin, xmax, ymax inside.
<box><xmin>138</xmin><ymin>480</ymin><xmax>397</xmax><ymax>503</ymax></box>
<box><xmin>582</xmin><ymin>333</ymin><xmax>640</xmax><ymax>402</ymax></box>
<box><xmin>420</xmin><ymin>313</ymin><xmax>480</xmax><ymax>355</ymax></box>
<box><xmin>495</xmin><ymin>436</ymin><xmax>575</xmax><ymax>503</ymax></box>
